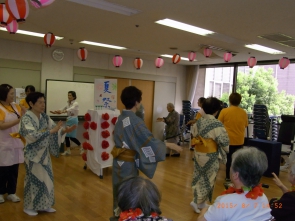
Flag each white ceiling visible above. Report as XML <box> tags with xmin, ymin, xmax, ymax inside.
<box><xmin>1</xmin><ymin>0</ymin><xmax>295</xmax><ymax>65</ymax></box>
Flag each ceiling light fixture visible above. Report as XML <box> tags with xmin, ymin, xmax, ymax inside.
<box><xmin>161</xmin><ymin>54</ymin><xmax>195</xmax><ymax>61</ymax></box>
<box><xmin>245</xmin><ymin>44</ymin><xmax>285</xmax><ymax>54</ymax></box>
<box><xmin>67</xmin><ymin>0</ymin><xmax>140</xmax><ymax>16</ymax></box>
<box><xmin>155</xmin><ymin>18</ymin><xmax>214</xmax><ymax>36</ymax></box>
<box><xmin>80</xmin><ymin>40</ymin><xmax>126</xmax><ymax>50</ymax></box>
<box><xmin>0</xmin><ymin>27</ymin><xmax>64</xmax><ymax>40</ymax></box>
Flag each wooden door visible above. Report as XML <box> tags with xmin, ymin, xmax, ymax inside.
<box><xmin>131</xmin><ymin>79</ymin><xmax>154</xmax><ymax>131</ymax></box>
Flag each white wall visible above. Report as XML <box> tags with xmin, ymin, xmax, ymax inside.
<box><xmin>0</xmin><ymin>38</ymin><xmax>188</xmax><ymax>114</ymax></box>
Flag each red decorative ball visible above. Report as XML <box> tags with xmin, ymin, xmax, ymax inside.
<box><xmin>101</xmin><ymin>121</ymin><xmax>110</xmax><ymax>129</ymax></box>
<box><xmin>101</xmin><ymin>152</ymin><xmax>109</xmax><ymax>161</ymax></box>
<box><xmin>111</xmin><ymin>117</ymin><xmax>117</xmax><ymax>125</ymax></box>
<box><xmin>102</xmin><ymin>140</ymin><xmax>109</xmax><ymax>149</ymax></box>
<box><xmin>90</xmin><ymin>122</ymin><xmax>97</xmax><ymax>130</ymax></box>
<box><xmin>83</xmin><ymin>131</ymin><xmax>89</xmax><ymax>140</ymax></box>
<box><xmin>83</xmin><ymin>121</ymin><xmax>90</xmax><ymax>130</ymax></box>
<box><xmin>82</xmin><ymin>152</ymin><xmax>87</xmax><ymax>161</ymax></box>
<box><xmin>102</xmin><ymin>113</ymin><xmax>110</xmax><ymax>120</ymax></box>
<box><xmin>101</xmin><ymin>130</ymin><xmax>110</xmax><ymax>138</ymax></box>
<box><xmin>84</xmin><ymin>113</ymin><xmax>91</xmax><ymax>121</ymax></box>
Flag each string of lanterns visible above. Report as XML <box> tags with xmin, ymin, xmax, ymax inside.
<box><xmin>0</xmin><ymin>1</ymin><xmax>291</xmax><ymax>69</ymax></box>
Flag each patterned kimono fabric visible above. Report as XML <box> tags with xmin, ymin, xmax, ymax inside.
<box><xmin>19</xmin><ymin>111</ymin><xmax>60</xmax><ymax>210</ymax></box>
<box><xmin>191</xmin><ymin>115</ymin><xmax>228</xmax><ymax>204</ymax></box>
<box><xmin>112</xmin><ymin>110</ymin><xmax>166</xmax><ymax>214</ymax></box>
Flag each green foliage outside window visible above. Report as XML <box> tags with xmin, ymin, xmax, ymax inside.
<box><xmin>220</xmin><ymin>67</ymin><xmax>295</xmax><ymax>115</ymax></box>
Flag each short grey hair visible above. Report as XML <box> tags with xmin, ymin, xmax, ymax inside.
<box><xmin>117</xmin><ymin>176</ymin><xmax>162</xmax><ymax>216</ymax></box>
<box><xmin>231</xmin><ymin>147</ymin><xmax>268</xmax><ymax>188</ymax></box>
<box><xmin>167</xmin><ymin>103</ymin><xmax>174</xmax><ymax>109</ymax></box>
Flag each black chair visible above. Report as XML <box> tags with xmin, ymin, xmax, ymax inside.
<box><xmin>253</xmin><ymin>104</ymin><xmax>270</xmax><ymax>140</ymax></box>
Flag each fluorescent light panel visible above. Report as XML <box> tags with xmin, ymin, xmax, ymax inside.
<box><xmin>0</xmin><ymin>27</ymin><xmax>64</xmax><ymax>40</ymax></box>
<box><xmin>155</xmin><ymin>18</ymin><xmax>214</xmax><ymax>36</ymax></box>
<box><xmin>245</xmin><ymin>44</ymin><xmax>285</xmax><ymax>54</ymax></box>
<box><xmin>67</xmin><ymin>0</ymin><xmax>140</xmax><ymax>16</ymax></box>
<box><xmin>161</xmin><ymin>54</ymin><xmax>195</xmax><ymax>61</ymax></box>
<box><xmin>80</xmin><ymin>40</ymin><xmax>126</xmax><ymax>50</ymax></box>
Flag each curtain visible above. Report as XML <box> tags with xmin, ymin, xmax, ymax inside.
<box><xmin>187</xmin><ymin>65</ymin><xmax>199</xmax><ymax>104</ymax></box>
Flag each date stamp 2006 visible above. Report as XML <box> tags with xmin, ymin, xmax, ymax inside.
<box><xmin>216</xmin><ymin>202</ymin><xmax>282</xmax><ymax>209</ymax></box>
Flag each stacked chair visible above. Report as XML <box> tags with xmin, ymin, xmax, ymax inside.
<box><xmin>253</xmin><ymin>104</ymin><xmax>270</xmax><ymax>139</ymax></box>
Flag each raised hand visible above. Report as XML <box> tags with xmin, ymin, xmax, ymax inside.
<box><xmin>50</xmin><ymin>110</ymin><xmax>62</xmax><ymax>114</ymax></box>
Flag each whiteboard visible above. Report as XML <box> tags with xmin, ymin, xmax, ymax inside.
<box><xmin>45</xmin><ymin>80</ymin><xmax>94</xmax><ymax>117</ymax></box>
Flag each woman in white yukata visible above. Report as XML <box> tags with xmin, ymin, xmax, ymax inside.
<box><xmin>19</xmin><ymin>92</ymin><xmax>76</xmax><ymax>216</ymax></box>
<box><xmin>190</xmin><ymin>97</ymin><xmax>229</xmax><ymax>214</ymax></box>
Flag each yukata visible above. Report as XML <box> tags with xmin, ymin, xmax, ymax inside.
<box><xmin>111</xmin><ymin>110</ymin><xmax>166</xmax><ymax>214</ymax></box>
<box><xmin>19</xmin><ymin>110</ymin><xmax>65</xmax><ymax>211</ymax></box>
<box><xmin>191</xmin><ymin>114</ymin><xmax>229</xmax><ymax>204</ymax></box>
<box><xmin>163</xmin><ymin>110</ymin><xmax>180</xmax><ymax>154</ymax></box>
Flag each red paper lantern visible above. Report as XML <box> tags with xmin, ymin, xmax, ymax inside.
<box><xmin>172</xmin><ymin>53</ymin><xmax>181</xmax><ymax>64</ymax></box>
<box><xmin>44</xmin><ymin>32</ymin><xmax>55</xmax><ymax>47</ymax></box>
<box><xmin>279</xmin><ymin>57</ymin><xmax>290</xmax><ymax>69</ymax></box>
<box><xmin>101</xmin><ymin>130</ymin><xmax>110</xmax><ymax>138</ymax></box>
<box><xmin>113</xmin><ymin>55</ymin><xmax>123</xmax><ymax>67</ymax></box>
<box><xmin>0</xmin><ymin>3</ymin><xmax>13</xmax><ymax>27</ymax></box>
<box><xmin>90</xmin><ymin>121</ymin><xmax>97</xmax><ymax>130</ymax></box>
<box><xmin>6</xmin><ymin>19</ymin><xmax>17</xmax><ymax>33</ymax></box>
<box><xmin>5</xmin><ymin>0</ymin><xmax>29</xmax><ymax>23</ymax></box>
<box><xmin>155</xmin><ymin>57</ymin><xmax>164</xmax><ymax>68</ymax></box>
<box><xmin>101</xmin><ymin>121</ymin><xmax>110</xmax><ymax>129</ymax></box>
<box><xmin>203</xmin><ymin>48</ymin><xmax>212</xmax><ymax>57</ymax></box>
<box><xmin>188</xmin><ymin>51</ymin><xmax>196</xmax><ymax>62</ymax></box>
<box><xmin>247</xmin><ymin>56</ymin><xmax>257</xmax><ymax>68</ymax></box>
<box><xmin>101</xmin><ymin>152</ymin><xmax>109</xmax><ymax>161</ymax></box>
<box><xmin>101</xmin><ymin>140</ymin><xmax>109</xmax><ymax>149</ymax></box>
<box><xmin>30</xmin><ymin>0</ymin><xmax>55</xmax><ymax>8</ymax></box>
<box><xmin>83</xmin><ymin>121</ymin><xmax>89</xmax><ymax>130</ymax></box>
<box><xmin>134</xmin><ymin>57</ymin><xmax>143</xmax><ymax>69</ymax></box>
<box><xmin>224</xmin><ymin>52</ymin><xmax>232</xmax><ymax>62</ymax></box>
<box><xmin>111</xmin><ymin>117</ymin><xmax>117</xmax><ymax>125</ymax></box>
<box><xmin>82</xmin><ymin>152</ymin><xmax>87</xmax><ymax>161</ymax></box>
<box><xmin>84</xmin><ymin>113</ymin><xmax>91</xmax><ymax>121</ymax></box>
<box><xmin>102</xmin><ymin>113</ymin><xmax>110</xmax><ymax>120</ymax></box>
<box><xmin>77</xmin><ymin>47</ymin><xmax>88</xmax><ymax>61</ymax></box>
<box><xmin>83</xmin><ymin>131</ymin><xmax>89</xmax><ymax>140</ymax></box>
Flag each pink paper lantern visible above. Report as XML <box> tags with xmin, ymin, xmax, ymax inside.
<box><xmin>279</xmin><ymin>57</ymin><xmax>290</xmax><ymax>69</ymax></box>
<box><xmin>112</xmin><ymin>55</ymin><xmax>123</xmax><ymax>67</ymax></box>
<box><xmin>203</xmin><ymin>48</ymin><xmax>212</xmax><ymax>57</ymax></box>
<box><xmin>172</xmin><ymin>53</ymin><xmax>181</xmax><ymax>64</ymax></box>
<box><xmin>0</xmin><ymin>3</ymin><xmax>13</xmax><ymax>27</ymax></box>
<box><xmin>247</xmin><ymin>56</ymin><xmax>257</xmax><ymax>68</ymax></box>
<box><xmin>224</xmin><ymin>52</ymin><xmax>232</xmax><ymax>62</ymax></box>
<box><xmin>30</xmin><ymin>0</ymin><xmax>55</xmax><ymax>8</ymax></box>
<box><xmin>6</xmin><ymin>19</ymin><xmax>18</xmax><ymax>33</ymax></box>
<box><xmin>188</xmin><ymin>51</ymin><xmax>196</xmax><ymax>62</ymax></box>
<box><xmin>134</xmin><ymin>57</ymin><xmax>143</xmax><ymax>69</ymax></box>
<box><xmin>43</xmin><ymin>32</ymin><xmax>55</xmax><ymax>47</ymax></box>
<box><xmin>77</xmin><ymin>47</ymin><xmax>88</xmax><ymax>61</ymax></box>
<box><xmin>155</xmin><ymin>57</ymin><xmax>164</xmax><ymax>68</ymax></box>
<box><xmin>5</xmin><ymin>0</ymin><xmax>29</xmax><ymax>23</ymax></box>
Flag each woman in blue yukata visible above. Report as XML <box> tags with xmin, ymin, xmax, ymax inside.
<box><xmin>19</xmin><ymin>92</ymin><xmax>76</xmax><ymax>216</ymax></box>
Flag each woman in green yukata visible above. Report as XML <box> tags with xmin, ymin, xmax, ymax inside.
<box><xmin>19</xmin><ymin>92</ymin><xmax>76</xmax><ymax>216</ymax></box>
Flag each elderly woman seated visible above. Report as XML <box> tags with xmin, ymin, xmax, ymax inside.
<box><xmin>116</xmin><ymin>176</ymin><xmax>171</xmax><ymax>221</ymax></box>
<box><xmin>197</xmin><ymin>147</ymin><xmax>273</xmax><ymax>221</ymax></box>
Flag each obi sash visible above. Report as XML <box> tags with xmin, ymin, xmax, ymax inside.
<box><xmin>111</xmin><ymin>147</ymin><xmax>136</xmax><ymax>162</ymax></box>
<box><xmin>191</xmin><ymin>136</ymin><xmax>218</xmax><ymax>153</ymax></box>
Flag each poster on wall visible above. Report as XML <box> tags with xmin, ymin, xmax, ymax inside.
<box><xmin>15</xmin><ymin>88</ymin><xmax>25</xmax><ymax>105</ymax></box>
<box><xmin>94</xmin><ymin>79</ymin><xmax>117</xmax><ymax>109</ymax></box>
